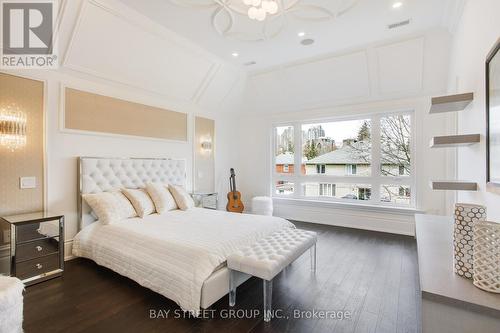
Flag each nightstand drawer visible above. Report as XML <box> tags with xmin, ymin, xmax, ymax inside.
<box><xmin>16</xmin><ymin>237</ymin><xmax>60</xmax><ymax>262</ymax></box>
<box><xmin>16</xmin><ymin>253</ymin><xmax>60</xmax><ymax>280</ymax></box>
<box><xmin>16</xmin><ymin>220</ymin><xmax>60</xmax><ymax>243</ymax></box>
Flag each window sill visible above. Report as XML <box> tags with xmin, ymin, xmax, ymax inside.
<box><xmin>272</xmin><ymin>197</ymin><xmax>422</xmax><ymax>215</ymax></box>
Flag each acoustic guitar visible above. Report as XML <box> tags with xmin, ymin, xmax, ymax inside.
<box><xmin>226</xmin><ymin>168</ymin><xmax>244</xmax><ymax>213</ymax></box>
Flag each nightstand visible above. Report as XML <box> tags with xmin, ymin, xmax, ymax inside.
<box><xmin>191</xmin><ymin>192</ymin><xmax>218</xmax><ymax>210</ymax></box>
<box><xmin>0</xmin><ymin>212</ymin><xmax>64</xmax><ymax>286</ymax></box>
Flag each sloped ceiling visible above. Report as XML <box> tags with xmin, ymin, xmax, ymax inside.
<box><xmin>244</xmin><ymin>29</ymin><xmax>451</xmax><ymax>113</ymax></box>
<box><xmin>60</xmin><ymin>0</ymin><xmax>246</xmax><ymax>114</ymax></box>
<box><xmin>56</xmin><ymin>0</ymin><xmax>452</xmax><ymax>116</ymax></box>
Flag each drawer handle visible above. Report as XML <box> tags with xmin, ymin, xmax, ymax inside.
<box><xmin>36</xmin><ymin>246</ymin><xmax>43</xmax><ymax>252</ymax></box>
<box><xmin>36</xmin><ymin>263</ymin><xmax>43</xmax><ymax>270</ymax></box>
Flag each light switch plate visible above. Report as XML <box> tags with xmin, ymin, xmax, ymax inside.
<box><xmin>20</xmin><ymin>177</ymin><xmax>36</xmax><ymax>189</ymax></box>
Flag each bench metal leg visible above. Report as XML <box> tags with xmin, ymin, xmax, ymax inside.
<box><xmin>229</xmin><ymin>269</ymin><xmax>236</xmax><ymax>307</ymax></box>
<box><xmin>310</xmin><ymin>243</ymin><xmax>317</xmax><ymax>274</ymax></box>
<box><xmin>263</xmin><ymin>279</ymin><xmax>273</xmax><ymax>322</ymax></box>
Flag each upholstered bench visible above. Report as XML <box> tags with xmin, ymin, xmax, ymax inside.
<box><xmin>227</xmin><ymin>228</ymin><xmax>317</xmax><ymax>322</ymax></box>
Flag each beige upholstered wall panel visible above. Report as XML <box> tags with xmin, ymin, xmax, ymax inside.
<box><xmin>65</xmin><ymin>88</ymin><xmax>188</xmax><ymax>141</ymax></box>
<box><xmin>0</xmin><ymin>73</ymin><xmax>44</xmax><ymax>216</ymax></box>
<box><xmin>194</xmin><ymin>116</ymin><xmax>215</xmax><ymax>192</ymax></box>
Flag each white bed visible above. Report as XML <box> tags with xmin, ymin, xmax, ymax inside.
<box><xmin>74</xmin><ymin>157</ymin><xmax>294</xmax><ymax>314</ymax></box>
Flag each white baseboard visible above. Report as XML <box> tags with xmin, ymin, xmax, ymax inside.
<box><xmin>64</xmin><ymin>239</ymin><xmax>76</xmax><ymax>261</ymax></box>
<box><xmin>274</xmin><ymin>201</ymin><xmax>416</xmax><ymax>236</ymax></box>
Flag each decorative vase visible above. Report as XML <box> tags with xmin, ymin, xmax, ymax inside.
<box><xmin>473</xmin><ymin>221</ymin><xmax>500</xmax><ymax>293</ymax></box>
<box><xmin>453</xmin><ymin>203</ymin><xmax>486</xmax><ymax>279</ymax></box>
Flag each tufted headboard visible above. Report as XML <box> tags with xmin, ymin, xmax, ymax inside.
<box><xmin>78</xmin><ymin>157</ymin><xmax>186</xmax><ymax>229</ymax></box>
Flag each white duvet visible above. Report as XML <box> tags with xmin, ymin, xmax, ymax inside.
<box><xmin>72</xmin><ymin>208</ymin><xmax>294</xmax><ymax>313</ymax></box>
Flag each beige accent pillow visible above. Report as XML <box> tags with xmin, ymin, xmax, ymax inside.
<box><xmin>145</xmin><ymin>183</ymin><xmax>178</xmax><ymax>214</ymax></box>
<box><xmin>83</xmin><ymin>191</ymin><xmax>137</xmax><ymax>225</ymax></box>
<box><xmin>122</xmin><ymin>188</ymin><xmax>156</xmax><ymax>218</ymax></box>
<box><xmin>169</xmin><ymin>185</ymin><xmax>195</xmax><ymax>211</ymax></box>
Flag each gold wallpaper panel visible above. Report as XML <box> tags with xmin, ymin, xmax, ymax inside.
<box><xmin>65</xmin><ymin>88</ymin><xmax>188</xmax><ymax>141</ymax></box>
<box><xmin>0</xmin><ymin>73</ymin><xmax>45</xmax><ymax>216</ymax></box>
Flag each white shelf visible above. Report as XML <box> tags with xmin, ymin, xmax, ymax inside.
<box><xmin>429</xmin><ymin>92</ymin><xmax>474</xmax><ymax>114</ymax></box>
<box><xmin>430</xmin><ymin>134</ymin><xmax>480</xmax><ymax>148</ymax></box>
<box><xmin>430</xmin><ymin>181</ymin><xmax>478</xmax><ymax>191</ymax></box>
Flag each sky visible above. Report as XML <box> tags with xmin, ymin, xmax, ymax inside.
<box><xmin>303</xmin><ymin>119</ymin><xmax>367</xmax><ymax>146</ymax></box>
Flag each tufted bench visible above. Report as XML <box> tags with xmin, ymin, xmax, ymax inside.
<box><xmin>227</xmin><ymin>228</ymin><xmax>317</xmax><ymax>322</ymax></box>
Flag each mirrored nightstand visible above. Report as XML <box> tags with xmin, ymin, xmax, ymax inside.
<box><xmin>191</xmin><ymin>192</ymin><xmax>218</xmax><ymax>210</ymax></box>
<box><xmin>0</xmin><ymin>212</ymin><xmax>64</xmax><ymax>286</ymax></box>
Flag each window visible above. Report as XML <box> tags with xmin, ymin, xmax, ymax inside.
<box><xmin>303</xmin><ymin>183</ymin><xmax>371</xmax><ymax>201</ymax></box>
<box><xmin>275</xmin><ymin>181</ymin><xmax>294</xmax><ymax>195</ymax></box>
<box><xmin>316</xmin><ymin>164</ymin><xmax>326</xmax><ymax>174</ymax></box>
<box><xmin>399</xmin><ymin>165</ymin><xmax>405</xmax><ymax>176</ymax></box>
<box><xmin>302</xmin><ymin>120</ymin><xmax>371</xmax><ymax>176</ymax></box>
<box><xmin>273</xmin><ymin>112</ymin><xmax>414</xmax><ymax>207</ymax></box>
<box><xmin>346</xmin><ymin>164</ymin><xmax>357</xmax><ymax>175</ymax></box>
<box><xmin>275</xmin><ymin>126</ymin><xmax>294</xmax><ymax>174</ymax></box>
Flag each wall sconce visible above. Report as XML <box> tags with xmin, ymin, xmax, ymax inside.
<box><xmin>0</xmin><ymin>104</ymin><xmax>27</xmax><ymax>152</ymax></box>
<box><xmin>201</xmin><ymin>141</ymin><xmax>212</xmax><ymax>151</ymax></box>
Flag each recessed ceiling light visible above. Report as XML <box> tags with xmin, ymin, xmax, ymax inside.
<box><xmin>297</xmin><ymin>32</ymin><xmax>306</xmax><ymax>37</ymax></box>
<box><xmin>300</xmin><ymin>38</ymin><xmax>315</xmax><ymax>46</ymax></box>
<box><xmin>232</xmin><ymin>52</ymin><xmax>239</xmax><ymax>57</ymax></box>
<box><xmin>392</xmin><ymin>2</ymin><xmax>403</xmax><ymax>9</ymax></box>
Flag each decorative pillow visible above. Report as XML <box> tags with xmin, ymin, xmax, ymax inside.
<box><xmin>169</xmin><ymin>185</ymin><xmax>195</xmax><ymax>211</ymax></box>
<box><xmin>122</xmin><ymin>188</ymin><xmax>156</xmax><ymax>218</ymax></box>
<box><xmin>83</xmin><ymin>191</ymin><xmax>137</xmax><ymax>225</ymax></box>
<box><xmin>145</xmin><ymin>183</ymin><xmax>178</xmax><ymax>214</ymax></box>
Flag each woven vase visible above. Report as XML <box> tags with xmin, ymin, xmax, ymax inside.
<box><xmin>473</xmin><ymin>221</ymin><xmax>500</xmax><ymax>293</ymax></box>
<box><xmin>453</xmin><ymin>203</ymin><xmax>486</xmax><ymax>279</ymax></box>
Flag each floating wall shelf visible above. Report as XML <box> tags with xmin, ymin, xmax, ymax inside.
<box><xmin>429</xmin><ymin>92</ymin><xmax>474</xmax><ymax>114</ymax></box>
<box><xmin>430</xmin><ymin>134</ymin><xmax>480</xmax><ymax>148</ymax></box>
<box><xmin>430</xmin><ymin>181</ymin><xmax>478</xmax><ymax>191</ymax></box>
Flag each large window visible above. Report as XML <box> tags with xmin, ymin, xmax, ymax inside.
<box><xmin>273</xmin><ymin>112</ymin><xmax>414</xmax><ymax>207</ymax></box>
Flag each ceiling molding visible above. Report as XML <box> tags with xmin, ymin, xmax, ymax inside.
<box><xmin>62</xmin><ymin>0</ymin><xmax>244</xmax><ymax>111</ymax></box>
<box><xmin>170</xmin><ymin>0</ymin><xmax>360</xmax><ymax>42</ymax></box>
<box><xmin>442</xmin><ymin>0</ymin><xmax>466</xmax><ymax>34</ymax></box>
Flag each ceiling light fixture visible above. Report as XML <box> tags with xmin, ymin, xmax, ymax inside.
<box><xmin>297</xmin><ymin>32</ymin><xmax>306</xmax><ymax>37</ymax></box>
<box><xmin>392</xmin><ymin>2</ymin><xmax>403</xmax><ymax>9</ymax></box>
<box><xmin>244</xmin><ymin>0</ymin><xmax>278</xmax><ymax>21</ymax></box>
<box><xmin>232</xmin><ymin>52</ymin><xmax>239</xmax><ymax>57</ymax></box>
<box><xmin>0</xmin><ymin>104</ymin><xmax>27</xmax><ymax>152</ymax></box>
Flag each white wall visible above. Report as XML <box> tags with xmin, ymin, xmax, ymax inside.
<box><xmin>448</xmin><ymin>0</ymin><xmax>500</xmax><ymax>221</ymax></box>
<box><xmin>233</xmin><ymin>29</ymin><xmax>454</xmax><ymax>235</ymax></box>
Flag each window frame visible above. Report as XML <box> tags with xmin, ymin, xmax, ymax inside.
<box><xmin>271</xmin><ymin>111</ymin><xmax>416</xmax><ymax>208</ymax></box>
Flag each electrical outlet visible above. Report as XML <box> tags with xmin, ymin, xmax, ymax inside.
<box><xmin>20</xmin><ymin>177</ymin><xmax>36</xmax><ymax>189</ymax></box>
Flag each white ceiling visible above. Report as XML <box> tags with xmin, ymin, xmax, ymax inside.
<box><xmin>118</xmin><ymin>0</ymin><xmax>454</xmax><ymax>71</ymax></box>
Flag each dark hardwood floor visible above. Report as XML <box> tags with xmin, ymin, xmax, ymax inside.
<box><xmin>23</xmin><ymin>222</ymin><xmax>421</xmax><ymax>333</ymax></box>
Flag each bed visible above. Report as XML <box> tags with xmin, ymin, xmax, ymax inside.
<box><xmin>72</xmin><ymin>157</ymin><xmax>294</xmax><ymax>314</ymax></box>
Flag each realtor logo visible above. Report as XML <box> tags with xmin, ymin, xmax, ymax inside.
<box><xmin>1</xmin><ymin>0</ymin><xmax>58</xmax><ymax>68</ymax></box>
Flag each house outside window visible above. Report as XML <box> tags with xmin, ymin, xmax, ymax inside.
<box><xmin>346</xmin><ymin>164</ymin><xmax>357</xmax><ymax>175</ymax></box>
<box><xmin>273</xmin><ymin>112</ymin><xmax>414</xmax><ymax>207</ymax></box>
<box><xmin>316</xmin><ymin>164</ymin><xmax>326</xmax><ymax>174</ymax></box>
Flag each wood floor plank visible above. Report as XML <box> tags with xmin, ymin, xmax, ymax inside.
<box><xmin>22</xmin><ymin>222</ymin><xmax>420</xmax><ymax>333</ymax></box>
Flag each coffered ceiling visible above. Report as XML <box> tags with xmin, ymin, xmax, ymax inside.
<box><xmin>118</xmin><ymin>0</ymin><xmax>458</xmax><ymax>71</ymax></box>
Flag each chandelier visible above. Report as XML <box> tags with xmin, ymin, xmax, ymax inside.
<box><xmin>0</xmin><ymin>104</ymin><xmax>27</xmax><ymax>152</ymax></box>
<box><xmin>243</xmin><ymin>0</ymin><xmax>278</xmax><ymax>21</ymax></box>
<box><xmin>170</xmin><ymin>0</ymin><xmax>360</xmax><ymax>41</ymax></box>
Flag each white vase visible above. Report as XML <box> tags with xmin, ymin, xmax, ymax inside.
<box><xmin>473</xmin><ymin>220</ymin><xmax>500</xmax><ymax>293</ymax></box>
<box><xmin>453</xmin><ymin>203</ymin><xmax>486</xmax><ymax>279</ymax></box>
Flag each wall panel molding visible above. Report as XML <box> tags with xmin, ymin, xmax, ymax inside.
<box><xmin>62</xmin><ymin>86</ymin><xmax>188</xmax><ymax>142</ymax></box>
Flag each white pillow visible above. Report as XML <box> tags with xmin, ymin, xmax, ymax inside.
<box><xmin>169</xmin><ymin>185</ymin><xmax>195</xmax><ymax>211</ymax></box>
<box><xmin>83</xmin><ymin>191</ymin><xmax>137</xmax><ymax>225</ymax></box>
<box><xmin>145</xmin><ymin>183</ymin><xmax>178</xmax><ymax>214</ymax></box>
<box><xmin>122</xmin><ymin>188</ymin><xmax>156</xmax><ymax>218</ymax></box>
